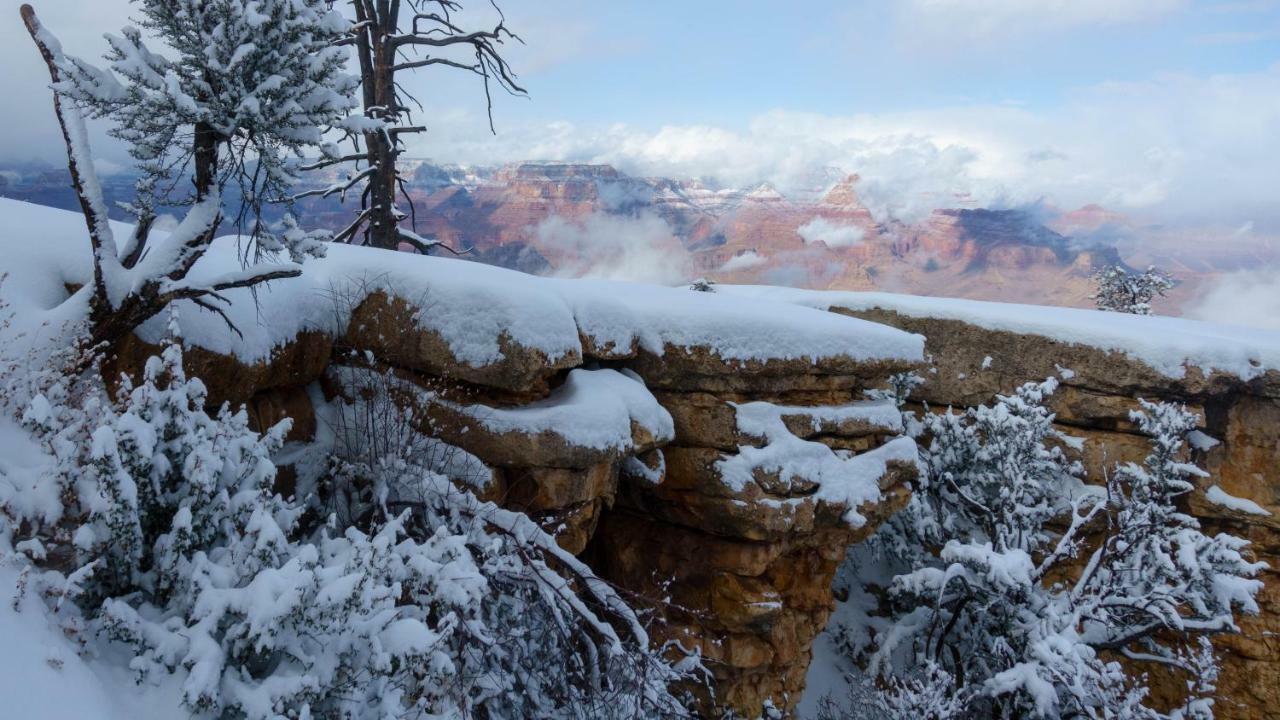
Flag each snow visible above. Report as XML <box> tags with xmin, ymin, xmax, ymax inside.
<box><xmin>734</xmin><ymin>399</ymin><xmax>904</xmax><ymax>439</ymax></box>
<box><xmin>1188</xmin><ymin>429</ymin><xmax>1221</xmax><ymax>451</ymax></box>
<box><xmin>550</xmin><ymin>277</ymin><xmax>922</xmax><ymax>366</ymax></box>
<box><xmin>1206</xmin><ymin>485</ymin><xmax>1272</xmax><ymax>516</ymax></box>
<box><xmin>0</xmin><ymin>199</ymin><xmax>924</xmax><ymax>374</ymax></box>
<box><xmin>457</xmin><ymin>368</ymin><xmax>674</xmax><ymax>451</ymax></box>
<box><xmin>718</xmin><ymin>398</ymin><xmax>916</xmax><ymax>528</ymax></box>
<box><xmin>0</xmin><ymin>418</ymin><xmax>61</xmax><ymax>525</ymax></box>
<box><xmin>720</xmin><ymin>286</ymin><xmax>1280</xmax><ymax>380</ymax></box>
<box><xmin>0</xmin><ymin>564</ymin><xmax>185</xmax><ymax>719</ymax></box>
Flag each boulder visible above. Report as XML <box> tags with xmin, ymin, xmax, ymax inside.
<box><xmin>392</xmin><ymin>368</ymin><xmax>671</xmax><ymax>470</ymax></box>
<box><xmin>833</xmin><ymin>307</ymin><xmax>1248</xmax><ymax>404</ymax></box>
<box><xmin>246</xmin><ymin>385</ymin><xmax>316</xmax><ymax>442</ymax></box>
<box><xmin>591</xmin><ymin>376</ymin><xmax>918</xmax><ymax>716</ymax></box>
<box><xmin>627</xmin><ymin>342</ymin><xmax>916</xmax><ymax>395</ymax></box>
<box><xmin>111</xmin><ymin>330</ymin><xmax>332</xmax><ymax>408</ymax></box>
<box><xmin>657</xmin><ymin>391</ymin><xmax>900</xmax><ymax>452</ymax></box>
<box><xmin>344</xmin><ymin>291</ymin><xmax>580</xmax><ymax>395</ymax></box>
<box><xmin>591</xmin><ymin>472</ymin><xmax>912</xmax><ymax>717</ymax></box>
<box><xmin>503</xmin><ymin>462</ymin><xmax>619</xmax><ymax>513</ymax></box>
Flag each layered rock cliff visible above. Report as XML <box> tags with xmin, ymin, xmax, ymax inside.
<box><xmin>108</xmin><ymin>257</ymin><xmax>1280</xmax><ymax>718</ymax></box>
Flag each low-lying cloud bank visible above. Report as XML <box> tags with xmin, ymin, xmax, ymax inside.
<box><xmin>408</xmin><ymin>64</ymin><xmax>1280</xmax><ymax>229</ymax></box>
<box><xmin>720</xmin><ymin>251</ymin><xmax>767</xmax><ymax>272</ymax></box>
<box><xmin>534</xmin><ymin>211</ymin><xmax>691</xmax><ymax>285</ymax></box>
<box><xmin>1185</xmin><ymin>270</ymin><xmax>1280</xmax><ymax>331</ymax></box>
<box><xmin>798</xmin><ymin>217</ymin><xmax>866</xmax><ymax>248</ymax></box>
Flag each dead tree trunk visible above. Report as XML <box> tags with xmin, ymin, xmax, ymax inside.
<box><xmin>363</xmin><ymin>0</ymin><xmax>401</xmax><ymax>250</ymax></box>
<box><xmin>330</xmin><ymin>0</ymin><xmax>524</xmax><ymax>251</ymax></box>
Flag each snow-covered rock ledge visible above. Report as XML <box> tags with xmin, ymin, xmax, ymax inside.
<box><xmin>0</xmin><ymin>199</ymin><xmax>924</xmax><ymax>718</ymax></box>
<box><xmin>721</xmin><ymin>286</ymin><xmax>1280</xmax><ymax>392</ymax></box>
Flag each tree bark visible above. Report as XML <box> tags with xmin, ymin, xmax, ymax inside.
<box><xmin>193</xmin><ymin>120</ymin><xmax>220</xmax><ymax>201</ymax></box>
<box><xmin>341</xmin><ymin>0</ymin><xmax>523</xmax><ymax>250</ymax></box>
<box><xmin>347</xmin><ymin>0</ymin><xmax>399</xmax><ymax>250</ymax></box>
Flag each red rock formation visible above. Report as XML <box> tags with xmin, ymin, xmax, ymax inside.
<box><xmin>291</xmin><ymin>163</ymin><xmax>1246</xmax><ymax>310</ymax></box>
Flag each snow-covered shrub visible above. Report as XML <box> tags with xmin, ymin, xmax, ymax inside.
<box><xmin>831</xmin><ymin>378</ymin><xmax>1264</xmax><ymax>719</ymax></box>
<box><xmin>815</xmin><ymin>662</ymin><xmax>966</xmax><ymax>720</ymax></box>
<box><xmin>316</xmin><ymin>362</ymin><xmax>698</xmax><ymax>718</ymax></box>
<box><xmin>863</xmin><ymin>371</ymin><xmax>925</xmax><ymax>410</ymax></box>
<box><xmin>1092</xmin><ymin>264</ymin><xmax>1176</xmax><ymax>315</ymax></box>
<box><xmin>872</xmin><ymin>377</ymin><xmax>1083</xmax><ymax>567</ymax></box>
<box><xmin>1</xmin><ymin>323</ymin><xmax>694</xmax><ymax>719</ymax></box>
<box><xmin>875</xmin><ymin>662</ymin><xmax>966</xmax><ymax>720</ymax></box>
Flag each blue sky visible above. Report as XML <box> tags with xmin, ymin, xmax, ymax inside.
<box><xmin>496</xmin><ymin>0</ymin><xmax>1279</xmax><ymax>123</ymax></box>
<box><xmin>3</xmin><ymin>0</ymin><xmax>1279</xmax><ymax>226</ymax></box>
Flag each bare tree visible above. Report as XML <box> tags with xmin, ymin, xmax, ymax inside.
<box><xmin>315</xmin><ymin>0</ymin><xmax>526</xmax><ymax>250</ymax></box>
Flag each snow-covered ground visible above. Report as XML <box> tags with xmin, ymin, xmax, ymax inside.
<box><xmin>0</xmin><ymin>564</ymin><xmax>187</xmax><ymax>719</ymax></box>
<box><xmin>6</xmin><ymin>198</ymin><xmax>1274</xmax><ymax>719</ymax></box>
<box><xmin>721</xmin><ymin>286</ymin><xmax>1280</xmax><ymax>381</ymax></box>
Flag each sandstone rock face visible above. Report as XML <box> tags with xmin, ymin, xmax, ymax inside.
<box><xmin>111</xmin><ymin>330</ymin><xmax>333</xmax><ymax>407</ymax></box>
<box><xmin>589</xmin><ymin>379</ymin><xmax>916</xmax><ymax>716</ymax></box>
<box><xmin>834</xmin><ymin>306</ymin><xmax>1280</xmax><ymax>720</ymax></box>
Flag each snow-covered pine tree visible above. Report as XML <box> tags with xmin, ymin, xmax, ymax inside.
<box><xmin>1060</xmin><ymin>401</ymin><xmax>1265</xmax><ymax>704</ymax></box>
<box><xmin>834</xmin><ymin>379</ymin><xmax>1263</xmax><ymax>719</ymax></box>
<box><xmin>3</xmin><ymin>318</ymin><xmax>695</xmax><ymax>719</ymax></box>
<box><xmin>1092</xmin><ymin>264</ymin><xmax>1176</xmax><ymax>315</ymax></box>
<box><xmin>20</xmin><ymin>2</ymin><xmax>355</xmax><ymax>345</ymax></box>
<box><xmin>59</xmin><ymin>0</ymin><xmax>356</xmax><ymax>228</ymax></box>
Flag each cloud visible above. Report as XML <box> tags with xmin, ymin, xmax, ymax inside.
<box><xmin>8</xmin><ymin>1</ymin><xmax>1277</xmax><ymax>238</ymax></box>
<box><xmin>1193</xmin><ymin>28</ymin><xmax>1279</xmax><ymax>45</ymax></box>
<box><xmin>93</xmin><ymin>158</ymin><xmax>127</xmax><ymax>176</ymax></box>
<box><xmin>720</xmin><ymin>251</ymin><xmax>766</xmax><ymax>272</ymax></box>
<box><xmin>533</xmin><ymin>211</ymin><xmax>691</xmax><ymax>284</ymax></box>
<box><xmin>0</xmin><ymin>0</ymin><xmax>134</xmax><ymax>162</ymax></box>
<box><xmin>897</xmin><ymin>0</ymin><xmax>1186</xmax><ymax>46</ymax></box>
<box><xmin>405</xmin><ymin>63</ymin><xmax>1280</xmax><ymax>229</ymax></box>
<box><xmin>757</xmin><ymin>246</ymin><xmax>848</xmax><ymax>288</ymax></box>
<box><xmin>797</xmin><ymin>217</ymin><xmax>866</xmax><ymax>248</ymax></box>
<box><xmin>1184</xmin><ymin>270</ymin><xmax>1280</xmax><ymax>330</ymax></box>
<box><xmin>1206</xmin><ymin>1</ymin><xmax>1280</xmax><ymax>13</ymax></box>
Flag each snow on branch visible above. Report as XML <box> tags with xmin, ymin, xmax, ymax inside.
<box><xmin>20</xmin><ymin>4</ymin><xmax>124</xmax><ymax>309</ymax></box>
